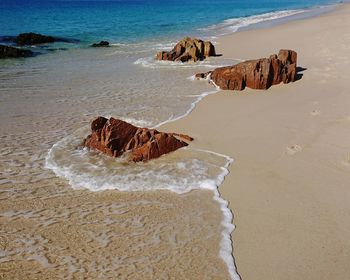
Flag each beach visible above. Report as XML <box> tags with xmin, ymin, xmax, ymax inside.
<box><xmin>163</xmin><ymin>3</ymin><xmax>350</xmax><ymax>279</ymax></box>
<box><xmin>1</xmin><ymin>1</ymin><xmax>350</xmax><ymax>279</ymax></box>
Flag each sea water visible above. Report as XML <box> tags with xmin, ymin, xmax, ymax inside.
<box><xmin>0</xmin><ymin>0</ymin><xmax>341</xmax><ymax>279</ymax></box>
<box><xmin>0</xmin><ymin>0</ymin><xmax>341</xmax><ymax>46</ymax></box>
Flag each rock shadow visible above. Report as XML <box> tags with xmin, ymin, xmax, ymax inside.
<box><xmin>296</xmin><ymin>66</ymin><xmax>307</xmax><ymax>81</ymax></box>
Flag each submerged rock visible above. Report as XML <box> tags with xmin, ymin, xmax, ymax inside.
<box><xmin>91</xmin><ymin>41</ymin><xmax>110</xmax><ymax>47</ymax></box>
<box><xmin>156</xmin><ymin>36</ymin><xmax>216</xmax><ymax>62</ymax></box>
<box><xmin>0</xmin><ymin>45</ymin><xmax>33</xmax><ymax>59</ymax></box>
<box><xmin>14</xmin><ymin>32</ymin><xmax>76</xmax><ymax>46</ymax></box>
<box><xmin>83</xmin><ymin>117</ymin><xmax>193</xmax><ymax>162</ymax></box>
<box><xmin>196</xmin><ymin>49</ymin><xmax>298</xmax><ymax>90</ymax></box>
<box><xmin>15</xmin><ymin>33</ymin><xmax>56</xmax><ymax>45</ymax></box>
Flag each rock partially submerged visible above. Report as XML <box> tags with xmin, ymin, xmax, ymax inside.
<box><xmin>156</xmin><ymin>36</ymin><xmax>216</xmax><ymax>62</ymax></box>
<box><xmin>91</xmin><ymin>41</ymin><xmax>110</xmax><ymax>47</ymax></box>
<box><xmin>12</xmin><ymin>33</ymin><xmax>76</xmax><ymax>46</ymax></box>
<box><xmin>16</xmin><ymin>33</ymin><xmax>56</xmax><ymax>45</ymax></box>
<box><xmin>0</xmin><ymin>45</ymin><xmax>33</xmax><ymax>59</ymax></box>
<box><xmin>196</xmin><ymin>49</ymin><xmax>298</xmax><ymax>90</ymax></box>
<box><xmin>83</xmin><ymin>117</ymin><xmax>193</xmax><ymax>162</ymax></box>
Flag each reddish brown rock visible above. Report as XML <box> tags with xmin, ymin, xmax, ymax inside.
<box><xmin>156</xmin><ymin>36</ymin><xmax>216</xmax><ymax>62</ymax></box>
<box><xmin>83</xmin><ymin>117</ymin><xmax>193</xmax><ymax>162</ymax></box>
<box><xmin>196</xmin><ymin>49</ymin><xmax>298</xmax><ymax>90</ymax></box>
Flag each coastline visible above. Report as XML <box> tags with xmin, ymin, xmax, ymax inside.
<box><xmin>162</xmin><ymin>3</ymin><xmax>350</xmax><ymax>279</ymax></box>
<box><xmin>1</xmin><ymin>1</ymin><xmax>349</xmax><ymax>279</ymax></box>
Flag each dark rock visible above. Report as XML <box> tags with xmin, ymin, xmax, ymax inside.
<box><xmin>0</xmin><ymin>45</ymin><xmax>33</xmax><ymax>59</ymax></box>
<box><xmin>16</xmin><ymin>33</ymin><xmax>56</xmax><ymax>45</ymax></box>
<box><xmin>156</xmin><ymin>36</ymin><xmax>216</xmax><ymax>62</ymax></box>
<box><xmin>195</xmin><ymin>72</ymin><xmax>210</xmax><ymax>80</ymax></box>
<box><xmin>196</xmin><ymin>49</ymin><xmax>298</xmax><ymax>91</ymax></box>
<box><xmin>1</xmin><ymin>34</ymin><xmax>77</xmax><ymax>46</ymax></box>
<box><xmin>91</xmin><ymin>41</ymin><xmax>110</xmax><ymax>47</ymax></box>
<box><xmin>83</xmin><ymin>117</ymin><xmax>193</xmax><ymax>162</ymax></box>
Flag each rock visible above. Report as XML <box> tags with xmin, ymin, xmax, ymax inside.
<box><xmin>195</xmin><ymin>72</ymin><xmax>210</xmax><ymax>80</ymax></box>
<box><xmin>204</xmin><ymin>41</ymin><xmax>216</xmax><ymax>57</ymax></box>
<box><xmin>156</xmin><ymin>36</ymin><xmax>216</xmax><ymax>62</ymax></box>
<box><xmin>91</xmin><ymin>41</ymin><xmax>110</xmax><ymax>47</ymax></box>
<box><xmin>15</xmin><ymin>33</ymin><xmax>56</xmax><ymax>45</ymax></box>
<box><xmin>1</xmin><ymin>33</ymin><xmax>77</xmax><ymax>46</ymax></box>
<box><xmin>0</xmin><ymin>45</ymin><xmax>33</xmax><ymax>59</ymax></box>
<box><xmin>83</xmin><ymin>117</ymin><xmax>193</xmax><ymax>162</ymax></box>
<box><xmin>196</xmin><ymin>49</ymin><xmax>298</xmax><ymax>90</ymax></box>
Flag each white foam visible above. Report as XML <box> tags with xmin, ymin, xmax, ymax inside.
<box><xmin>134</xmin><ymin>56</ymin><xmax>229</xmax><ymax>69</ymax></box>
<box><xmin>105</xmin><ymin>41</ymin><xmax>178</xmax><ymax>56</ymax></box>
<box><xmin>201</xmin><ymin>9</ymin><xmax>305</xmax><ymax>35</ymax></box>
<box><xmin>153</xmin><ymin>88</ymin><xmax>219</xmax><ymax>128</ymax></box>
<box><xmin>113</xmin><ymin>117</ymin><xmax>153</xmax><ymax>128</ymax></box>
<box><xmin>45</xmin><ymin>139</ymin><xmax>240</xmax><ymax>279</ymax></box>
<box><xmin>190</xmin><ymin>148</ymin><xmax>240</xmax><ymax>280</ymax></box>
<box><xmin>46</xmin><ymin>138</ymin><xmax>218</xmax><ymax>194</ymax></box>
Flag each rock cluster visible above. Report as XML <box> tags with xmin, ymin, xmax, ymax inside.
<box><xmin>196</xmin><ymin>49</ymin><xmax>297</xmax><ymax>90</ymax></box>
<box><xmin>0</xmin><ymin>45</ymin><xmax>33</xmax><ymax>58</ymax></box>
<box><xmin>83</xmin><ymin>117</ymin><xmax>193</xmax><ymax>162</ymax></box>
<box><xmin>91</xmin><ymin>41</ymin><xmax>110</xmax><ymax>47</ymax></box>
<box><xmin>156</xmin><ymin>36</ymin><xmax>216</xmax><ymax>62</ymax></box>
<box><xmin>0</xmin><ymin>33</ymin><xmax>80</xmax><ymax>59</ymax></box>
<box><xmin>2</xmin><ymin>32</ymin><xmax>76</xmax><ymax>46</ymax></box>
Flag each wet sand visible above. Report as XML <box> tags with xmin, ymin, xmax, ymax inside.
<box><xmin>0</xmin><ymin>34</ymin><xmax>231</xmax><ymax>280</ymax></box>
<box><xmin>0</xmin><ymin>182</ymin><xmax>229</xmax><ymax>279</ymax></box>
<box><xmin>163</xmin><ymin>3</ymin><xmax>350</xmax><ymax>279</ymax></box>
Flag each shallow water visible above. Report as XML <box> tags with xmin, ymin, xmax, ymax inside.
<box><xmin>0</xmin><ymin>0</ymin><xmax>339</xmax><ymax>45</ymax></box>
<box><xmin>0</xmin><ymin>181</ymin><xmax>230</xmax><ymax>279</ymax></box>
<box><xmin>0</xmin><ymin>43</ymin><xmax>238</xmax><ymax>278</ymax></box>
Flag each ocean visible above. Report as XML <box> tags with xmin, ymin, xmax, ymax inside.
<box><xmin>0</xmin><ymin>0</ymin><xmax>341</xmax><ymax>279</ymax></box>
<box><xmin>0</xmin><ymin>0</ymin><xmax>341</xmax><ymax>46</ymax></box>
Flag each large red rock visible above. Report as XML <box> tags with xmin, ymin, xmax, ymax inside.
<box><xmin>156</xmin><ymin>36</ymin><xmax>216</xmax><ymax>62</ymax></box>
<box><xmin>83</xmin><ymin>117</ymin><xmax>193</xmax><ymax>162</ymax></box>
<box><xmin>196</xmin><ymin>49</ymin><xmax>297</xmax><ymax>90</ymax></box>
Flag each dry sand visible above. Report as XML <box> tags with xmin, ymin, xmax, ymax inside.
<box><xmin>163</xmin><ymin>4</ymin><xmax>350</xmax><ymax>279</ymax></box>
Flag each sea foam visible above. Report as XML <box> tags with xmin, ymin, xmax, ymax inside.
<box><xmin>201</xmin><ymin>9</ymin><xmax>305</xmax><ymax>35</ymax></box>
<box><xmin>45</xmin><ymin>116</ymin><xmax>240</xmax><ymax>279</ymax></box>
<box><xmin>133</xmin><ymin>56</ymin><xmax>229</xmax><ymax>69</ymax></box>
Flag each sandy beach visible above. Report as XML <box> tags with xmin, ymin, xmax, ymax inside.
<box><xmin>163</xmin><ymin>4</ymin><xmax>350</xmax><ymax>279</ymax></box>
<box><xmin>1</xmin><ymin>2</ymin><xmax>350</xmax><ymax>279</ymax></box>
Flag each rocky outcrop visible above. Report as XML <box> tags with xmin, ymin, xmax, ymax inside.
<box><xmin>15</xmin><ymin>33</ymin><xmax>56</xmax><ymax>45</ymax></box>
<box><xmin>196</xmin><ymin>49</ymin><xmax>298</xmax><ymax>90</ymax></box>
<box><xmin>91</xmin><ymin>41</ymin><xmax>109</xmax><ymax>47</ymax></box>
<box><xmin>14</xmin><ymin>33</ymin><xmax>75</xmax><ymax>46</ymax></box>
<box><xmin>0</xmin><ymin>45</ymin><xmax>33</xmax><ymax>59</ymax></box>
<box><xmin>156</xmin><ymin>36</ymin><xmax>216</xmax><ymax>62</ymax></box>
<box><xmin>83</xmin><ymin>117</ymin><xmax>193</xmax><ymax>162</ymax></box>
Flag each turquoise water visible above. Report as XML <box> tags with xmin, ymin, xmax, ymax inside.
<box><xmin>0</xmin><ymin>0</ymin><xmax>341</xmax><ymax>46</ymax></box>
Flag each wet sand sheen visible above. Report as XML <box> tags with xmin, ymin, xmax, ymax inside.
<box><xmin>0</xmin><ymin>181</ymin><xmax>229</xmax><ymax>279</ymax></box>
<box><xmin>0</xmin><ymin>41</ymin><xmax>232</xmax><ymax>278</ymax></box>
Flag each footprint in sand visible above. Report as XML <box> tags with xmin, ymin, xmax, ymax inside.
<box><xmin>310</xmin><ymin>110</ymin><xmax>321</xmax><ymax>116</ymax></box>
<box><xmin>341</xmin><ymin>156</ymin><xmax>350</xmax><ymax>167</ymax></box>
<box><xmin>286</xmin><ymin>144</ymin><xmax>302</xmax><ymax>155</ymax></box>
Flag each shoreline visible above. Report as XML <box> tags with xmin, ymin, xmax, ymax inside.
<box><xmin>1</xmin><ymin>1</ymin><xmax>349</xmax><ymax>279</ymax></box>
<box><xmin>162</xmin><ymin>2</ymin><xmax>350</xmax><ymax>279</ymax></box>
<box><xmin>0</xmin><ymin>1</ymin><xmax>341</xmax><ymax>64</ymax></box>
<box><xmin>150</xmin><ymin>1</ymin><xmax>343</xmax><ymax>128</ymax></box>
